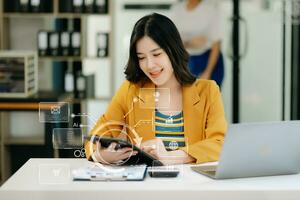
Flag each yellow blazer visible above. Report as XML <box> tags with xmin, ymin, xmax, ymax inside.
<box><xmin>85</xmin><ymin>79</ymin><xmax>227</xmax><ymax>164</ymax></box>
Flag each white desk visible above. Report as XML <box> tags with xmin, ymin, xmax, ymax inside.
<box><xmin>1</xmin><ymin>158</ymin><xmax>300</xmax><ymax>200</ymax></box>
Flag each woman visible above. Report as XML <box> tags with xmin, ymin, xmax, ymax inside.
<box><xmin>85</xmin><ymin>13</ymin><xmax>227</xmax><ymax>165</ymax></box>
<box><xmin>171</xmin><ymin>0</ymin><xmax>225</xmax><ymax>87</ymax></box>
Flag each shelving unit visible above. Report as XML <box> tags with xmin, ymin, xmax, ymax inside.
<box><xmin>0</xmin><ymin>0</ymin><xmax>114</xmax><ymax>185</ymax></box>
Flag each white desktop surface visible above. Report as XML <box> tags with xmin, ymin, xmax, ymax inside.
<box><xmin>1</xmin><ymin>158</ymin><xmax>300</xmax><ymax>200</ymax></box>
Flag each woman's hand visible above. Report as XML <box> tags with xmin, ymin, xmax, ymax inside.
<box><xmin>92</xmin><ymin>141</ymin><xmax>138</xmax><ymax>165</ymax></box>
<box><xmin>141</xmin><ymin>138</ymin><xmax>169</xmax><ymax>160</ymax></box>
<box><xmin>141</xmin><ymin>138</ymin><xmax>196</xmax><ymax>165</ymax></box>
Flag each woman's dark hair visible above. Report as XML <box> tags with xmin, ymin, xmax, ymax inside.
<box><xmin>124</xmin><ymin>13</ymin><xmax>196</xmax><ymax>85</ymax></box>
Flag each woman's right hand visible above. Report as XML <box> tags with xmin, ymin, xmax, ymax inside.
<box><xmin>92</xmin><ymin>141</ymin><xmax>138</xmax><ymax>164</ymax></box>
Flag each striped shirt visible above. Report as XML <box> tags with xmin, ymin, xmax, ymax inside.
<box><xmin>155</xmin><ymin>110</ymin><xmax>185</xmax><ymax>151</ymax></box>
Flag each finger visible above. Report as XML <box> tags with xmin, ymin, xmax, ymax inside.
<box><xmin>95</xmin><ymin>141</ymin><xmax>102</xmax><ymax>155</ymax></box>
<box><xmin>96</xmin><ymin>140</ymin><xmax>101</xmax><ymax>149</ymax></box>
<box><xmin>106</xmin><ymin>142</ymin><xmax>117</xmax><ymax>152</ymax></box>
<box><xmin>118</xmin><ymin>151</ymin><xmax>136</xmax><ymax>160</ymax></box>
<box><xmin>116</xmin><ymin>147</ymin><xmax>133</xmax><ymax>154</ymax></box>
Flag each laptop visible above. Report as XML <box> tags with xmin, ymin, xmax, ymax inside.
<box><xmin>191</xmin><ymin>121</ymin><xmax>300</xmax><ymax>179</ymax></box>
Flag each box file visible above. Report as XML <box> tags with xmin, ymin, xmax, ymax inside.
<box><xmin>30</xmin><ymin>0</ymin><xmax>40</xmax><ymax>12</ymax></box>
<box><xmin>96</xmin><ymin>33</ymin><xmax>108</xmax><ymax>57</ymax></box>
<box><xmin>59</xmin><ymin>0</ymin><xmax>73</xmax><ymax>13</ymax></box>
<box><xmin>49</xmin><ymin>32</ymin><xmax>60</xmax><ymax>56</ymax></box>
<box><xmin>84</xmin><ymin>0</ymin><xmax>94</xmax><ymax>13</ymax></box>
<box><xmin>19</xmin><ymin>0</ymin><xmax>30</xmax><ymax>12</ymax></box>
<box><xmin>94</xmin><ymin>0</ymin><xmax>107</xmax><ymax>14</ymax></box>
<box><xmin>60</xmin><ymin>32</ymin><xmax>71</xmax><ymax>56</ymax></box>
<box><xmin>38</xmin><ymin>31</ymin><xmax>49</xmax><ymax>56</ymax></box>
<box><xmin>71</xmin><ymin>32</ymin><xmax>81</xmax><ymax>56</ymax></box>
<box><xmin>73</xmin><ymin>0</ymin><xmax>84</xmax><ymax>13</ymax></box>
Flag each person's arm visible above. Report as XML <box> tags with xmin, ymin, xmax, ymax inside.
<box><xmin>84</xmin><ymin>80</ymin><xmax>131</xmax><ymax>162</ymax></box>
<box><xmin>200</xmin><ymin>3</ymin><xmax>222</xmax><ymax>80</ymax></box>
<box><xmin>180</xmin><ymin>81</ymin><xmax>227</xmax><ymax>164</ymax></box>
<box><xmin>184</xmin><ymin>35</ymin><xmax>208</xmax><ymax>49</ymax></box>
<box><xmin>199</xmin><ymin>41</ymin><xmax>221</xmax><ymax>79</ymax></box>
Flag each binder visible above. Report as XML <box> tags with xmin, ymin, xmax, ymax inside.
<box><xmin>38</xmin><ymin>31</ymin><xmax>49</xmax><ymax>56</ymax></box>
<box><xmin>84</xmin><ymin>0</ymin><xmax>94</xmax><ymax>13</ymax></box>
<box><xmin>4</xmin><ymin>0</ymin><xmax>19</xmax><ymax>12</ymax></box>
<box><xmin>73</xmin><ymin>0</ymin><xmax>84</xmax><ymax>13</ymax></box>
<box><xmin>59</xmin><ymin>0</ymin><xmax>73</xmax><ymax>13</ymax></box>
<box><xmin>60</xmin><ymin>32</ymin><xmax>71</xmax><ymax>56</ymax></box>
<box><xmin>64</xmin><ymin>64</ymin><xmax>74</xmax><ymax>92</ymax></box>
<box><xmin>49</xmin><ymin>32</ymin><xmax>60</xmax><ymax>56</ymax></box>
<box><xmin>19</xmin><ymin>0</ymin><xmax>30</xmax><ymax>12</ymax></box>
<box><xmin>30</xmin><ymin>0</ymin><xmax>40</xmax><ymax>12</ymax></box>
<box><xmin>86</xmin><ymin>74</ymin><xmax>95</xmax><ymax>98</ymax></box>
<box><xmin>76</xmin><ymin>70</ymin><xmax>86</xmax><ymax>99</ymax></box>
<box><xmin>94</xmin><ymin>0</ymin><xmax>107</xmax><ymax>14</ymax></box>
<box><xmin>41</xmin><ymin>0</ymin><xmax>53</xmax><ymax>13</ymax></box>
<box><xmin>71</xmin><ymin>32</ymin><xmax>81</xmax><ymax>56</ymax></box>
<box><xmin>96</xmin><ymin>33</ymin><xmax>108</xmax><ymax>57</ymax></box>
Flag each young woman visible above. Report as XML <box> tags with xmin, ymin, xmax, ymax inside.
<box><xmin>85</xmin><ymin>13</ymin><xmax>227</xmax><ymax>165</ymax></box>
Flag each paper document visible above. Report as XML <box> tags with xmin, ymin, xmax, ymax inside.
<box><xmin>72</xmin><ymin>164</ymin><xmax>147</xmax><ymax>181</ymax></box>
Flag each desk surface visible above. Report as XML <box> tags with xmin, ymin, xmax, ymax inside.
<box><xmin>1</xmin><ymin>158</ymin><xmax>300</xmax><ymax>200</ymax></box>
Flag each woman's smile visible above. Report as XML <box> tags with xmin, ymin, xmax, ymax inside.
<box><xmin>149</xmin><ymin>68</ymin><xmax>164</xmax><ymax>78</ymax></box>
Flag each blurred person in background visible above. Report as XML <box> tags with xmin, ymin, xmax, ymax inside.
<box><xmin>171</xmin><ymin>0</ymin><xmax>225</xmax><ymax>87</ymax></box>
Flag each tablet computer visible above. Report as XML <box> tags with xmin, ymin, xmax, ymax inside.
<box><xmin>84</xmin><ymin>136</ymin><xmax>164</xmax><ymax>167</ymax></box>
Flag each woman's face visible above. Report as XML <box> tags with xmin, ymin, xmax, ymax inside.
<box><xmin>136</xmin><ymin>36</ymin><xmax>174</xmax><ymax>86</ymax></box>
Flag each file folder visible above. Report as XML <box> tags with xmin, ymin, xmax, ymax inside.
<box><xmin>94</xmin><ymin>0</ymin><xmax>107</xmax><ymax>14</ymax></box>
<box><xmin>96</xmin><ymin>33</ymin><xmax>108</xmax><ymax>57</ymax></box>
<box><xmin>38</xmin><ymin>31</ymin><xmax>49</xmax><ymax>56</ymax></box>
<box><xmin>30</xmin><ymin>0</ymin><xmax>41</xmax><ymax>12</ymax></box>
<box><xmin>19</xmin><ymin>0</ymin><xmax>30</xmax><ymax>12</ymax></box>
<box><xmin>59</xmin><ymin>0</ymin><xmax>73</xmax><ymax>13</ymax></box>
<box><xmin>71</xmin><ymin>32</ymin><xmax>81</xmax><ymax>56</ymax></box>
<box><xmin>73</xmin><ymin>0</ymin><xmax>84</xmax><ymax>13</ymax></box>
<box><xmin>49</xmin><ymin>32</ymin><xmax>60</xmax><ymax>56</ymax></box>
<box><xmin>60</xmin><ymin>32</ymin><xmax>71</xmax><ymax>56</ymax></box>
<box><xmin>84</xmin><ymin>0</ymin><xmax>94</xmax><ymax>13</ymax></box>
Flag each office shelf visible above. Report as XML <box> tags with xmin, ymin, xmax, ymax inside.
<box><xmin>3</xmin><ymin>13</ymin><xmax>109</xmax><ymax>19</ymax></box>
<box><xmin>39</xmin><ymin>56</ymin><xmax>82</xmax><ymax>62</ymax></box>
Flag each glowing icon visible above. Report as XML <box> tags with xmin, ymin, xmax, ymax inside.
<box><xmin>74</xmin><ymin>148</ymin><xmax>85</xmax><ymax>158</ymax></box>
<box><xmin>165</xmin><ymin>117</ymin><xmax>173</xmax><ymax>124</ymax></box>
<box><xmin>50</xmin><ymin>105</ymin><xmax>61</xmax><ymax>115</ymax></box>
<box><xmin>168</xmin><ymin>141</ymin><xmax>179</xmax><ymax>151</ymax></box>
<box><xmin>154</xmin><ymin>91</ymin><xmax>160</xmax><ymax>102</ymax></box>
